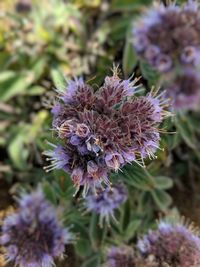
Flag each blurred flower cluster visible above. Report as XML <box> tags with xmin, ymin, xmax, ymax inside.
<box><xmin>1</xmin><ymin>191</ymin><xmax>73</xmax><ymax>267</ymax></box>
<box><xmin>85</xmin><ymin>183</ymin><xmax>127</xmax><ymax>226</ymax></box>
<box><xmin>133</xmin><ymin>0</ymin><xmax>200</xmax><ymax>110</ymax></box>
<box><xmin>105</xmin><ymin>221</ymin><xmax>200</xmax><ymax>267</ymax></box>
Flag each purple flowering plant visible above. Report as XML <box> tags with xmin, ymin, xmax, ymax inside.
<box><xmin>133</xmin><ymin>0</ymin><xmax>200</xmax><ymax>112</ymax></box>
<box><xmin>1</xmin><ymin>1</ymin><xmax>200</xmax><ymax>267</ymax></box>
<box><xmin>137</xmin><ymin>220</ymin><xmax>200</xmax><ymax>267</ymax></box>
<box><xmin>44</xmin><ymin>67</ymin><xmax>170</xmax><ymax>197</ymax></box>
<box><xmin>85</xmin><ymin>183</ymin><xmax>128</xmax><ymax>226</ymax></box>
<box><xmin>133</xmin><ymin>1</ymin><xmax>200</xmax><ymax>73</ymax></box>
<box><xmin>0</xmin><ymin>190</ymin><xmax>74</xmax><ymax>267</ymax></box>
<box><xmin>105</xmin><ymin>220</ymin><xmax>200</xmax><ymax>267</ymax></box>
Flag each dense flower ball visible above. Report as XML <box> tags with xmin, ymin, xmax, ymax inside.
<box><xmin>165</xmin><ymin>68</ymin><xmax>200</xmax><ymax>110</ymax></box>
<box><xmin>106</xmin><ymin>246</ymin><xmax>135</xmax><ymax>267</ymax></box>
<box><xmin>137</xmin><ymin>221</ymin><xmax>200</xmax><ymax>267</ymax></box>
<box><xmin>0</xmin><ymin>191</ymin><xmax>73</xmax><ymax>267</ymax></box>
<box><xmin>85</xmin><ymin>183</ymin><xmax>127</xmax><ymax>225</ymax></box>
<box><xmin>15</xmin><ymin>0</ymin><xmax>32</xmax><ymax>13</ymax></box>
<box><xmin>45</xmin><ymin>69</ymin><xmax>168</xmax><ymax>196</ymax></box>
<box><xmin>133</xmin><ymin>1</ymin><xmax>200</xmax><ymax>73</ymax></box>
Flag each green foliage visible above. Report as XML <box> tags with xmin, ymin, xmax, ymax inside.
<box><xmin>123</xmin><ymin>28</ymin><xmax>138</xmax><ymax>77</ymax></box>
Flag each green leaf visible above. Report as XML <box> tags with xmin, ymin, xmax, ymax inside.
<box><xmin>109</xmin><ymin>17</ymin><xmax>132</xmax><ymax>42</ymax></box>
<box><xmin>151</xmin><ymin>189</ymin><xmax>172</xmax><ymax>211</ymax></box>
<box><xmin>75</xmin><ymin>239</ymin><xmax>92</xmax><ymax>258</ymax></box>
<box><xmin>119</xmin><ymin>164</ymin><xmax>155</xmax><ymax>191</ymax></box>
<box><xmin>26</xmin><ymin>110</ymin><xmax>48</xmax><ymax>142</ymax></box>
<box><xmin>26</xmin><ymin>86</ymin><xmax>46</xmax><ymax>95</ymax></box>
<box><xmin>53</xmin><ymin>169</ymin><xmax>73</xmax><ymax>196</ymax></box>
<box><xmin>51</xmin><ymin>67</ymin><xmax>66</xmax><ymax>90</ymax></box>
<box><xmin>124</xmin><ymin>219</ymin><xmax>141</xmax><ymax>241</ymax></box>
<box><xmin>8</xmin><ymin>129</ymin><xmax>29</xmax><ymax>170</ymax></box>
<box><xmin>162</xmin><ymin>132</ymin><xmax>181</xmax><ymax>150</ymax></box>
<box><xmin>175</xmin><ymin>114</ymin><xmax>197</xmax><ymax>149</ymax></box>
<box><xmin>154</xmin><ymin>176</ymin><xmax>173</xmax><ymax>190</ymax></box>
<box><xmin>0</xmin><ymin>71</ymin><xmax>34</xmax><ymax>101</ymax></box>
<box><xmin>81</xmin><ymin>255</ymin><xmax>101</xmax><ymax>267</ymax></box>
<box><xmin>121</xmin><ymin>200</ymin><xmax>131</xmax><ymax>231</ymax></box>
<box><xmin>111</xmin><ymin>0</ymin><xmax>152</xmax><ymax>11</ymax></box>
<box><xmin>123</xmin><ymin>30</ymin><xmax>138</xmax><ymax>76</ymax></box>
<box><xmin>43</xmin><ymin>181</ymin><xmax>57</xmax><ymax>205</ymax></box>
<box><xmin>89</xmin><ymin>213</ymin><xmax>106</xmax><ymax>250</ymax></box>
<box><xmin>140</xmin><ymin>61</ymin><xmax>160</xmax><ymax>85</ymax></box>
<box><xmin>30</xmin><ymin>57</ymin><xmax>47</xmax><ymax>80</ymax></box>
<box><xmin>89</xmin><ymin>213</ymin><xmax>99</xmax><ymax>250</ymax></box>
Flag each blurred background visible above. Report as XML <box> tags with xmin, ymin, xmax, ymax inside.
<box><xmin>0</xmin><ymin>0</ymin><xmax>200</xmax><ymax>266</ymax></box>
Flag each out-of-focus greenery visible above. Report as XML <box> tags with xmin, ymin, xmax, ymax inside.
<box><xmin>1</xmin><ymin>0</ymin><xmax>200</xmax><ymax>267</ymax></box>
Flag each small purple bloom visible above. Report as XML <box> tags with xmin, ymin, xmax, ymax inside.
<box><xmin>137</xmin><ymin>221</ymin><xmax>200</xmax><ymax>267</ymax></box>
<box><xmin>58</xmin><ymin>120</ymin><xmax>75</xmax><ymax>138</ymax></box>
<box><xmin>77</xmin><ymin>144</ymin><xmax>89</xmax><ymax>155</ymax></box>
<box><xmin>105</xmin><ymin>152</ymin><xmax>124</xmax><ymax>171</ymax></box>
<box><xmin>75</xmin><ymin>123</ymin><xmax>90</xmax><ymax>138</ymax></box>
<box><xmin>70</xmin><ymin>135</ymin><xmax>81</xmax><ymax>146</ymax></box>
<box><xmin>61</xmin><ymin>77</ymin><xmax>85</xmax><ymax>104</ymax></box>
<box><xmin>86</xmin><ymin>135</ymin><xmax>102</xmax><ymax>155</ymax></box>
<box><xmin>155</xmin><ymin>54</ymin><xmax>172</xmax><ymax>72</ymax></box>
<box><xmin>133</xmin><ymin>33</ymin><xmax>149</xmax><ymax>53</ymax></box>
<box><xmin>51</xmin><ymin>103</ymin><xmax>62</xmax><ymax>116</ymax></box>
<box><xmin>121</xmin><ymin>148</ymin><xmax>136</xmax><ymax>162</ymax></box>
<box><xmin>139</xmin><ymin>135</ymin><xmax>160</xmax><ymax>161</ymax></box>
<box><xmin>87</xmin><ymin>160</ymin><xmax>99</xmax><ymax>177</ymax></box>
<box><xmin>44</xmin><ymin>144</ymin><xmax>70</xmax><ymax>172</ymax></box>
<box><xmin>146</xmin><ymin>91</ymin><xmax>168</xmax><ymax>122</ymax></box>
<box><xmin>0</xmin><ymin>191</ymin><xmax>73</xmax><ymax>267</ymax></box>
<box><xmin>181</xmin><ymin>46</ymin><xmax>198</xmax><ymax>64</ymax></box>
<box><xmin>103</xmin><ymin>72</ymin><xmax>137</xmax><ymax>99</ymax></box>
<box><xmin>144</xmin><ymin>45</ymin><xmax>160</xmax><ymax>63</ymax></box>
<box><xmin>85</xmin><ymin>184</ymin><xmax>127</xmax><ymax>226</ymax></box>
<box><xmin>71</xmin><ymin>167</ymin><xmax>84</xmax><ymax>186</ymax></box>
<box><xmin>165</xmin><ymin>68</ymin><xmax>200</xmax><ymax>110</ymax></box>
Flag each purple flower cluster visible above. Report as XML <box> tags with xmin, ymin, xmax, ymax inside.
<box><xmin>85</xmin><ymin>183</ymin><xmax>127</xmax><ymax>226</ymax></box>
<box><xmin>15</xmin><ymin>0</ymin><xmax>32</xmax><ymax>13</ymax></box>
<box><xmin>0</xmin><ymin>191</ymin><xmax>73</xmax><ymax>267</ymax></box>
<box><xmin>133</xmin><ymin>1</ymin><xmax>200</xmax><ymax>111</ymax></box>
<box><xmin>107</xmin><ymin>246</ymin><xmax>135</xmax><ymax>267</ymax></box>
<box><xmin>137</xmin><ymin>221</ymin><xmax>200</xmax><ymax>267</ymax></box>
<box><xmin>133</xmin><ymin>1</ymin><xmax>200</xmax><ymax>73</ymax></box>
<box><xmin>165</xmin><ymin>68</ymin><xmax>200</xmax><ymax>110</ymax></box>
<box><xmin>45</xmin><ymin>70</ymin><xmax>168</xmax><ymax>196</ymax></box>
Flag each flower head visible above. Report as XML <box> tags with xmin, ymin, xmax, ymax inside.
<box><xmin>106</xmin><ymin>246</ymin><xmax>135</xmax><ymax>267</ymax></box>
<box><xmin>45</xmin><ymin>70</ymin><xmax>169</xmax><ymax>196</ymax></box>
<box><xmin>85</xmin><ymin>183</ymin><xmax>127</xmax><ymax>226</ymax></box>
<box><xmin>165</xmin><ymin>68</ymin><xmax>200</xmax><ymax>110</ymax></box>
<box><xmin>15</xmin><ymin>0</ymin><xmax>32</xmax><ymax>13</ymax></box>
<box><xmin>133</xmin><ymin>1</ymin><xmax>200</xmax><ymax>73</ymax></box>
<box><xmin>137</xmin><ymin>221</ymin><xmax>200</xmax><ymax>267</ymax></box>
<box><xmin>0</xmin><ymin>191</ymin><xmax>73</xmax><ymax>267</ymax></box>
